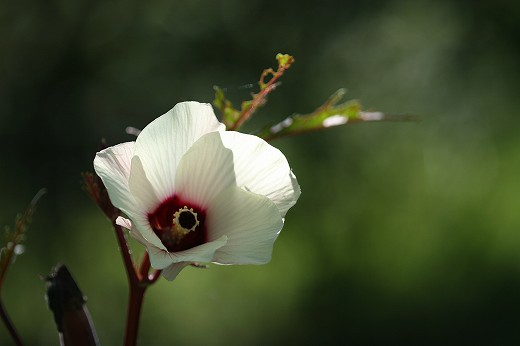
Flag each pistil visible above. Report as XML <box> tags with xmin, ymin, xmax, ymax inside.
<box><xmin>171</xmin><ymin>206</ymin><xmax>199</xmax><ymax>242</ymax></box>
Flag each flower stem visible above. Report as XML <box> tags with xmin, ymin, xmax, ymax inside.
<box><xmin>124</xmin><ymin>284</ymin><xmax>146</xmax><ymax>346</ymax></box>
<box><xmin>113</xmin><ymin>223</ymin><xmax>138</xmax><ymax>284</ymax></box>
<box><xmin>0</xmin><ymin>299</ymin><xmax>23</xmax><ymax>346</ymax></box>
<box><xmin>85</xmin><ymin>172</ymin><xmax>163</xmax><ymax>345</ymax></box>
<box><xmin>113</xmin><ymin>222</ymin><xmax>161</xmax><ymax>346</ymax></box>
<box><xmin>113</xmin><ymin>222</ymin><xmax>143</xmax><ymax>346</ymax></box>
<box><xmin>230</xmin><ymin>54</ymin><xmax>294</xmax><ymax>131</ymax></box>
<box><xmin>139</xmin><ymin>252</ymin><xmax>151</xmax><ymax>280</ymax></box>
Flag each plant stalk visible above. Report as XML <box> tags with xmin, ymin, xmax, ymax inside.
<box><xmin>0</xmin><ymin>299</ymin><xmax>23</xmax><ymax>346</ymax></box>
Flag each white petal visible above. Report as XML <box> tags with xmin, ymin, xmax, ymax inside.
<box><xmin>219</xmin><ymin>131</ymin><xmax>301</xmax><ymax>217</ymax></box>
<box><xmin>207</xmin><ymin>186</ymin><xmax>283</xmax><ymax>265</ymax></box>
<box><xmin>115</xmin><ymin>216</ymin><xmax>132</xmax><ymax>230</ymax></box>
<box><xmin>116</xmin><ymin>216</ymin><xmax>147</xmax><ymax>245</ymax></box>
<box><xmin>134</xmin><ymin>102</ymin><xmax>225</xmax><ymax>201</ymax></box>
<box><xmin>122</xmin><ymin>155</ymin><xmax>171</xmax><ymax>250</ymax></box>
<box><xmin>162</xmin><ymin>262</ymin><xmax>189</xmax><ymax>281</ymax></box>
<box><xmin>93</xmin><ymin>142</ymin><xmax>137</xmax><ymax>216</ymax></box>
<box><xmin>95</xmin><ymin>145</ymin><xmax>166</xmax><ymax>250</ymax></box>
<box><xmin>175</xmin><ymin>132</ymin><xmax>236</xmax><ymax>207</ymax></box>
<box><xmin>128</xmin><ymin>156</ymin><xmax>161</xmax><ymax>212</ymax></box>
<box><xmin>147</xmin><ymin>245</ymin><xmax>176</xmax><ymax>269</ymax></box>
<box><xmin>147</xmin><ymin>236</ymin><xmax>228</xmax><ymax>269</ymax></box>
<box><xmin>117</xmin><ymin>215</ymin><xmax>167</xmax><ymax>251</ymax></box>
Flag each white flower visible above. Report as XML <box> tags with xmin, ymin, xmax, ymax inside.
<box><xmin>94</xmin><ymin>102</ymin><xmax>300</xmax><ymax>280</ymax></box>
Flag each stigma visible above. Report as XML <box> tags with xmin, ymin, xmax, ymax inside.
<box><xmin>172</xmin><ymin>206</ymin><xmax>199</xmax><ymax>242</ymax></box>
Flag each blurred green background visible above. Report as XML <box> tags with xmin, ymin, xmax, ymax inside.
<box><xmin>1</xmin><ymin>0</ymin><xmax>520</xmax><ymax>344</ymax></box>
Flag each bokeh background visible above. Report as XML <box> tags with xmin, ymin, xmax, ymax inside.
<box><xmin>1</xmin><ymin>0</ymin><xmax>520</xmax><ymax>344</ymax></box>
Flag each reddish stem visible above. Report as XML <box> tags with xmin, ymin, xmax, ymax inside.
<box><xmin>230</xmin><ymin>62</ymin><xmax>291</xmax><ymax>131</ymax></box>
<box><xmin>112</xmin><ymin>221</ymin><xmax>161</xmax><ymax>346</ymax></box>
<box><xmin>148</xmin><ymin>269</ymin><xmax>162</xmax><ymax>284</ymax></box>
<box><xmin>0</xmin><ymin>299</ymin><xmax>23</xmax><ymax>346</ymax></box>
<box><xmin>86</xmin><ymin>170</ymin><xmax>164</xmax><ymax>345</ymax></box>
<box><xmin>139</xmin><ymin>252</ymin><xmax>151</xmax><ymax>281</ymax></box>
<box><xmin>0</xmin><ymin>250</ymin><xmax>22</xmax><ymax>345</ymax></box>
<box><xmin>113</xmin><ymin>223</ymin><xmax>138</xmax><ymax>285</ymax></box>
<box><xmin>113</xmin><ymin>222</ymin><xmax>142</xmax><ymax>346</ymax></box>
<box><xmin>123</xmin><ymin>284</ymin><xmax>146</xmax><ymax>346</ymax></box>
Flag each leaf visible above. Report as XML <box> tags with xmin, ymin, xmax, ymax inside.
<box><xmin>254</xmin><ymin>89</ymin><xmax>416</xmax><ymax>141</ymax></box>
<box><xmin>213</xmin><ymin>86</ymin><xmax>241</xmax><ymax>128</ymax></box>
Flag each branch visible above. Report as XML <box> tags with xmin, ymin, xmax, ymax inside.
<box><xmin>254</xmin><ymin>89</ymin><xmax>417</xmax><ymax>141</ymax></box>
<box><xmin>213</xmin><ymin>53</ymin><xmax>295</xmax><ymax>130</ymax></box>
<box><xmin>0</xmin><ymin>189</ymin><xmax>46</xmax><ymax>346</ymax></box>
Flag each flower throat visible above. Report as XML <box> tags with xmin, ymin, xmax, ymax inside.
<box><xmin>147</xmin><ymin>196</ymin><xmax>207</xmax><ymax>252</ymax></box>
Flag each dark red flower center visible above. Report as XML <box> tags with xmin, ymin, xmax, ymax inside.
<box><xmin>147</xmin><ymin>195</ymin><xmax>207</xmax><ymax>252</ymax></box>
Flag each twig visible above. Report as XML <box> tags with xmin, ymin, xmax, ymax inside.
<box><xmin>0</xmin><ymin>300</ymin><xmax>23</xmax><ymax>346</ymax></box>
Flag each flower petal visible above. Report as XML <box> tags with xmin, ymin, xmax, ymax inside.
<box><xmin>134</xmin><ymin>102</ymin><xmax>225</xmax><ymax>201</ymax></box>
<box><xmin>128</xmin><ymin>156</ymin><xmax>161</xmax><ymax>212</ymax></box>
<box><xmin>115</xmin><ymin>216</ymin><xmax>133</xmax><ymax>230</ymax></box>
<box><xmin>207</xmin><ymin>186</ymin><xmax>283</xmax><ymax>265</ymax></box>
<box><xmin>162</xmin><ymin>262</ymin><xmax>189</xmax><ymax>281</ymax></box>
<box><xmin>219</xmin><ymin>131</ymin><xmax>301</xmax><ymax>217</ymax></box>
<box><xmin>117</xmin><ymin>215</ymin><xmax>167</xmax><ymax>251</ymax></box>
<box><xmin>147</xmin><ymin>235</ymin><xmax>228</xmax><ymax>269</ymax></box>
<box><xmin>93</xmin><ymin>142</ymin><xmax>137</xmax><ymax>215</ymax></box>
<box><xmin>175</xmin><ymin>132</ymin><xmax>236</xmax><ymax>207</ymax></box>
<box><xmin>116</xmin><ymin>216</ymin><xmax>147</xmax><ymax>245</ymax></box>
<box><xmin>123</xmin><ymin>155</ymin><xmax>171</xmax><ymax>250</ymax></box>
